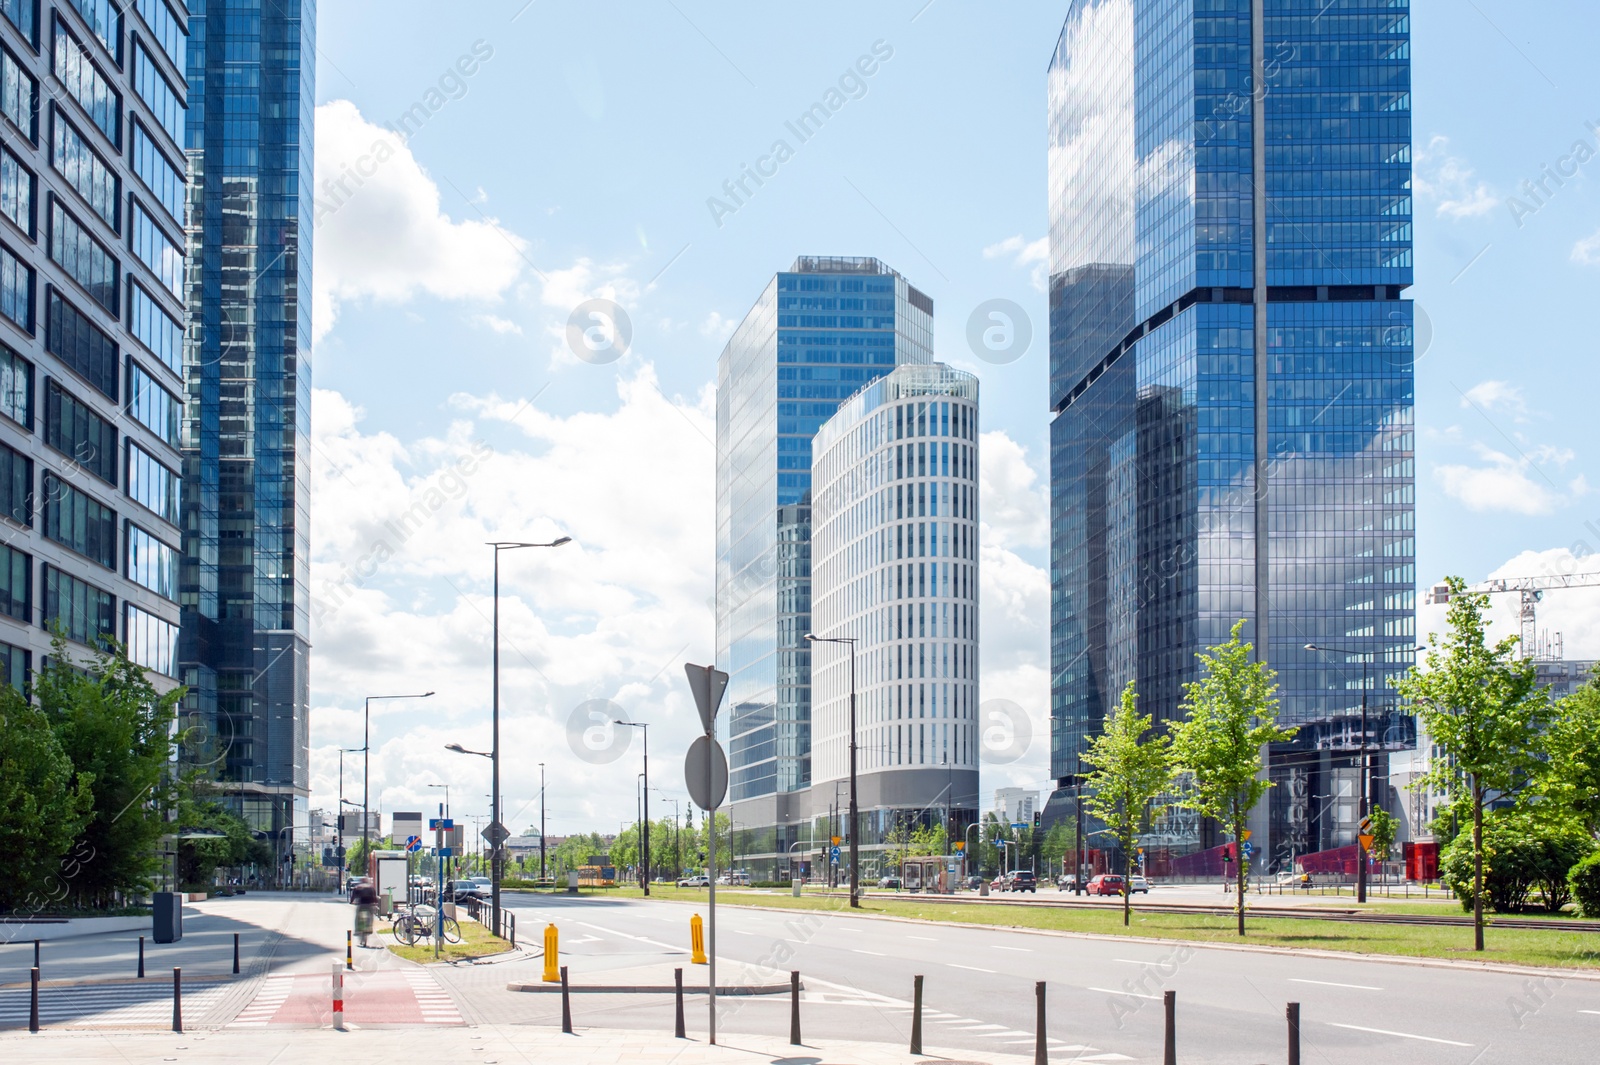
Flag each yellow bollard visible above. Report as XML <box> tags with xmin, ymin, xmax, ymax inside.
<box><xmin>543</xmin><ymin>924</ymin><xmax>560</xmax><ymax>983</ymax></box>
<box><xmin>690</xmin><ymin>913</ymin><xmax>707</xmax><ymax>965</ymax></box>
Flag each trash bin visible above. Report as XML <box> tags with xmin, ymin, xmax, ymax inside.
<box><xmin>152</xmin><ymin>891</ymin><xmax>183</xmax><ymax>943</ymax></box>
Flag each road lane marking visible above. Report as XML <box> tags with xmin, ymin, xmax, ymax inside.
<box><xmin>1326</xmin><ymin>1022</ymin><xmax>1471</xmax><ymax>1047</ymax></box>
<box><xmin>1290</xmin><ymin>978</ymin><xmax>1383</xmax><ymax>991</ymax></box>
<box><xmin>947</xmin><ymin>963</ymin><xmax>995</xmax><ymax>974</ymax></box>
<box><xmin>992</xmin><ymin>946</ymin><xmax>1032</xmax><ymax>952</ymax></box>
<box><xmin>942</xmin><ymin>1023</ymin><xmax>1006</xmax><ymax>1030</ymax></box>
<box><xmin>907</xmin><ymin>935</ymin><xmax>939</xmax><ymax>941</ymax></box>
<box><xmin>1088</xmin><ymin>987</ymin><xmax>1161</xmax><ymax>1001</ymax></box>
<box><xmin>1580</xmin><ymin>1010</ymin><xmax>1600</xmax><ymax>1016</ymax></box>
<box><xmin>731</xmin><ymin>930</ymin><xmax>755</xmax><ymax>936</ymax></box>
<box><xmin>851</xmin><ymin>949</ymin><xmax>885</xmax><ymax>956</ymax></box>
<box><xmin>577</xmin><ymin>921</ymin><xmax>686</xmax><ymax>954</ymax></box>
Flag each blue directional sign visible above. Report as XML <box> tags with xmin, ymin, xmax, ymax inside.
<box><xmin>830</xmin><ymin>845</ymin><xmax>841</xmax><ymax>864</ymax></box>
<box><xmin>1241</xmin><ymin>842</ymin><xmax>1255</xmax><ymax>858</ymax></box>
<box><xmin>435</xmin><ymin>847</ymin><xmax>454</xmax><ymax>858</ymax></box>
<box><xmin>428</xmin><ymin>818</ymin><xmax>453</xmax><ymax>830</ymax></box>
<box><xmin>405</xmin><ymin>836</ymin><xmax>421</xmax><ymax>853</ymax></box>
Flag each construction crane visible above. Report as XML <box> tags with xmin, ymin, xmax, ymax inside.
<box><xmin>1426</xmin><ymin>572</ymin><xmax>1600</xmax><ymax>659</ymax></box>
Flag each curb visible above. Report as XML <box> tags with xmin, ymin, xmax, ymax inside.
<box><xmin>506</xmin><ymin>981</ymin><xmax>793</xmax><ymax>995</ymax></box>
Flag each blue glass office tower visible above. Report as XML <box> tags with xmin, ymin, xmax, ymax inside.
<box><xmin>1045</xmin><ymin>0</ymin><xmax>1416</xmax><ymax>872</ymax></box>
<box><xmin>180</xmin><ymin>0</ymin><xmax>315</xmax><ymax>860</ymax></box>
<box><xmin>717</xmin><ymin>256</ymin><xmax>933</xmax><ymax>880</ymax></box>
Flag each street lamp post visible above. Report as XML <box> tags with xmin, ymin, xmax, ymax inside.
<box><xmin>489</xmin><ymin>535</ymin><xmax>571</xmax><ymax>937</ymax></box>
<box><xmin>1306</xmin><ymin>642</ymin><xmax>1425</xmax><ymax>903</ymax></box>
<box><xmin>804</xmin><ymin>633</ymin><xmax>858</xmax><ymax>907</ymax></box>
<box><xmin>1075</xmin><ymin>755</ymin><xmax>1085</xmax><ymax>896</ymax></box>
<box><xmin>539</xmin><ymin>762</ymin><xmax>547</xmax><ymax>880</ymax></box>
<box><xmin>619</xmin><ymin>722</ymin><xmax>650</xmax><ymax>894</ymax></box>
<box><xmin>362</xmin><ymin>692</ymin><xmax>435</xmax><ymax>881</ymax></box>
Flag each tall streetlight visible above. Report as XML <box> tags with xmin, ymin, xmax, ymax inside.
<box><xmin>538</xmin><ymin>762</ymin><xmax>547</xmax><ymax>880</ymax></box>
<box><xmin>1305</xmin><ymin>642</ymin><xmax>1425</xmax><ymax>903</ymax></box>
<box><xmin>489</xmin><ymin>535</ymin><xmax>571</xmax><ymax>936</ymax></box>
<box><xmin>618</xmin><ymin>722</ymin><xmax>650</xmax><ymax>894</ymax></box>
<box><xmin>805</xmin><ymin>633</ymin><xmax>859</xmax><ymax>908</ymax></box>
<box><xmin>655</xmin><ymin>792</ymin><xmax>682</xmax><ymax>880</ymax></box>
<box><xmin>363</xmin><ymin>692</ymin><xmax>435</xmax><ymax>878</ymax></box>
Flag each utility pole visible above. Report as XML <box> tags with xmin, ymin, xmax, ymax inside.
<box><xmin>539</xmin><ymin>762</ymin><xmax>547</xmax><ymax>880</ymax></box>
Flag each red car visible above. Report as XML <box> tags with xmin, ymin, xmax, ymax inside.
<box><xmin>1087</xmin><ymin>874</ymin><xmax>1126</xmax><ymax>896</ymax></box>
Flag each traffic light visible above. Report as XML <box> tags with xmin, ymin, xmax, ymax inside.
<box><xmin>1032</xmin><ymin>811</ymin><xmax>1041</xmax><ymax>828</ymax></box>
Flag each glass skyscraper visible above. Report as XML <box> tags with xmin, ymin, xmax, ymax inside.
<box><xmin>180</xmin><ymin>0</ymin><xmax>315</xmax><ymax>859</ymax></box>
<box><xmin>716</xmin><ymin>256</ymin><xmax>932</xmax><ymax>880</ymax></box>
<box><xmin>1045</xmin><ymin>0</ymin><xmax>1416</xmax><ymax>873</ymax></box>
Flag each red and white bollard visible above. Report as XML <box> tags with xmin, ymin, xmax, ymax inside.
<box><xmin>331</xmin><ymin>962</ymin><xmax>345</xmax><ymax>1030</ymax></box>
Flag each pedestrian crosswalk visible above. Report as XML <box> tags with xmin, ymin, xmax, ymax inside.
<box><xmin>225</xmin><ymin>969</ymin><xmax>463</xmax><ymax>1027</ymax></box>
<box><xmin>0</xmin><ymin>980</ymin><xmax>232</xmax><ymax>1028</ymax></box>
<box><xmin>228</xmin><ymin>974</ymin><xmax>294</xmax><ymax>1027</ymax></box>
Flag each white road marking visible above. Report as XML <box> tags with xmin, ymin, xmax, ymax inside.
<box><xmin>941</xmin><ymin>1022</ymin><xmax>1006</xmax><ymax>1030</ymax></box>
<box><xmin>851</xmin><ymin>949</ymin><xmax>885</xmax><ymax>956</ymax></box>
<box><xmin>1111</xmin><ymin>958</ymin><xmax>1155</xmax><ymax>965</ymax></box>
<box><xmin>947</xmin><ymin>963</ymin><xmax>996</xmax><ymax>974</ymax></box>
<box><xmin>907</xmin><ymin>935</ymin><xmax>938</xmax><ymax>941</ymax></box>
<box><xmin>1088</xmin><ymin>986</ymin><xmax>1161</xmax><ymax>1001</ymax></box>
<box><xmin>1326</xmin><ymin>1022</ymin><xmax>1472</xmax><ymax>1047</ymax></box>
<box><xmin>992</xmin><ymin>946</ymin><xmax>1031</xmax><ymax>952</ymax></box>
<box><xmin>731</xmin><ymin>930</ymin><xmax>756</xmax><ymax>936</ymax></box>
<box><xmin>1581</xmin><ymin>1010</ymin><xmax>1600</xmax><ymax>1016</ymax></box>
<box><xmin>1290</xmin><ymin>978</ymin><xmax>1383</xmax><ymax>991</ymax></box>
<box><xmin>577</xmin><ymin>921</ymin><xmax>686</xmax><ymax>954</ymax></box>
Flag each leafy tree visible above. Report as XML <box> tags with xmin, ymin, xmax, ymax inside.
<box><xmin>1039</xmin><ymin>823</ymin><xmax>1073</xmax><ymax>877</ymax></box>
<box><xmin>37</xmin><ymin>638</ymin><xmax>186</xmax><ymax>909</ymax></box>
<box><xmin>1396</xmin><ymin>577</ymin><xmax>1548</xmax><ymax>950</ymax></box>
<box><xmin>1367</xmin><ymin>805</ymin><xmax>1399</xmax><ymax>863</ymax></box>
<box><xmin>1167</xmin><ymin>620</ymin><xmax>1296</xmax><ymax>936</ymax></box>
<box><xmin>1440</xmin><ymin>810</ymin><xmax>1593</xmax><ymax>914</ymax></box>
<box><xmin>173</xmin><ymin>789</ymin><xmax>271</xmax><ymax>890</ymax></box>
<box><xmin>0</xmin><ymin>684</ymin><xmax>94</xmax><ymax>912</ymax></box>
<box><xmin>1569</xmin><ymin>852</ymin><xmax>1600</xmax><ymax>918</ymax></box>
<box><xmin>1538</xmin><ymin>667</ymin><xmax>1600</xmax><ymax>833</ymax></box>
<box><xmin>1084</xmin><ymin>681</ymin><xmax>1173</xmax><ymax>925</ymax></box>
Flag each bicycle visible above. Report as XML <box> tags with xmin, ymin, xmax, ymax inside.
<box><xmin>392</xmin><ymin>904</ymin><xmax>462</xmax><ymax>946</ymax></box>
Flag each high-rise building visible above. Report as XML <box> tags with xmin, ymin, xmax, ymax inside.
<box><xmin>180</xmin><ymin>0</ymin><xmax>315</xmax><ymax>861</ymax></box>
<box><xmin>810</xmin><ymin>362</ymin><xmax>980</xmax><ymax>875</ymax></box>
<box><xmin>0</xmin><ymin>0</ymin><xmax>187</xmax><ymax>691</ymax></box>
<box><xmin>1044</xmin><ymin>0</ymin><xmax>1416</xmax><ymax>874</ymax></box>
<box><xmin>716</xmin><ymin>255</ymin><xmax>933</xmax><ymax>881</ymax></box>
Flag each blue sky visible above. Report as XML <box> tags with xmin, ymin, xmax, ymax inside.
<box><xmin>305</xmin><ymin>1</ymin><xmax>1600</xmax><ymax>840</ymax></box>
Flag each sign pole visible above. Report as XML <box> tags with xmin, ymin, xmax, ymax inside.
<box><xmin>683</xmin><ymin>662</ymin><xmax>729</xmax><ymax>1046</ymax></box>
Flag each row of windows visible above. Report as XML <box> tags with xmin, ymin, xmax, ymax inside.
<box><xmin>131</xmin><ymin>42</ymin><xmax>179</xmax><ymax>145</ymax></box>
<box><xmin>51</xmin><ymin>107</ymin><xmax>117</xmax><ymax>228</ymax></box>
<box><xmin>46</xmin><ymin>286</ymin><xmax>115</xmax><ymax>397</ymax></box>
<box><xmin>53</xmin><ymin>17</ymin><xmax>121</xmax><ymax>147</ymax></box>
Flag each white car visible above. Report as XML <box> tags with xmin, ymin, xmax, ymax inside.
<box><xmin>677</xmin><ymin>875</ymin><xmax>710</xmax><ymax>887</ymax></box>
<box><xmin>1129</xmin><ymin>875</ymin><xmax>1150</xmax><ymax>894</ymax></box>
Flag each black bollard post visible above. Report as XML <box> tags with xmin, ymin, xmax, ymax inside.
<box><xmin>173</xmin><ymin>967</ymin><xmax>183</xmax><ymax>1033</ymax></box>
<box><xmin>560</xmin><ymin>965</ymin><xmax>572</xmax><ymax>1034</ymax></box>
<box><xmin>910</xmin><ymin>974</ymin><xmax>923</xmax><ymax>1055</ymax></box>
<box><xmin>674</xmin><ymin>967</ymin><xmax>685</xmax><ymax>1038</ymax></box>
<box><xmin>1287</xmin><ymin>1002</ymin><xmax>1301</xmax><ymax>1065</ymax></box>
<box><xmin>233</xmin><ymin>932</ymin><xmax>241</xmax><ymax>974</ymax></box>
<box><xmin>29</xmin><ymin>967</ymin><xmax>39</xmax><ymax>1033</ymax></box>
<box><xmin>1034</xmin><ymin>981</ymin><xmax>1047</xmax><ymax>1065</ymax></box>
<box><xmin>1163</xmin><ymin>989</ymin><xmax>1176</xmax><ymax>1065</ymax></box>
<box><xmin>790</xmin><ymin>970</ymin><xmax>802</xmax><ymax>1046</ymax></box>
<box><xmin>34</xmin><ymin>939</ymin><xmax>40</xmax><ymax>973</ymax></box>
<box><xmin>138</xmin><ymin>936</ymin><xmax>145</xmax><ymax>979</ymax></box>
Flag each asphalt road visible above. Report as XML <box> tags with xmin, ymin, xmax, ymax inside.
<box><xmin>441</xmin><ymin>892</ymin><xmax>1600</xmax><ymax>1065</ymax></box>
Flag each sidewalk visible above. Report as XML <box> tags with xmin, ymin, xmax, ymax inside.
<box><xmin>0</xmin><ymin>1024</ymin><xmax>1044</xmax><ymax>1064</ymax></box>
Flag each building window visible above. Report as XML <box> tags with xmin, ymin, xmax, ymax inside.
<box><xmin>63</xmin><ymin>0</ymin><xmax>120</xmax><ymax>62</ymax></box>
<box><xmin>0</xmin><ymin>540</ymin><xmax>27</xmax><ymax>620</ymax></box>
<box><xmin>52</xmin><ymin>18</ymin><xmax>120</xmax><ymax>147</ymax></box>
<box><xmin>125</xmin><ymin>602</ymin><xmax>176</xmax><ymax>677</ymax></box>
<box><xmin>0</xmin><ymin>638</ymin><xmax>27</xmax><ymax>692</ymax></box>
<box><xmin>131</xmin><ymin>123</ymin><xmax>183</xmax><ymax>225</ymax></box>
<box><xmin>44</xmin><ymin>379</ymin><xmax>117</xmax><ymax>485</ymax></box>
<box><xmin>0</xmin><ymin>341</ymin><xmax>28</xmax><ymax>426</ymax></box>
<box><xmin>0</xmin><ymin>240</ymin><xmax>32</xmax><ymax>331</ymax></box>
<box><xmin>42</xmin><ymin>471</ymin><xmax>116</xmax><ymax>569</ymax></box>
<box><xmin>46</xmin><ymin>288</ymin><xmax>117</xmax><ymax>399</ymax></box>
<box><xmin>49</xmin><ymin>198</ymin><xmax>117</xmax><ymax>315</ymax></box>
<box><xmin>0</xmin><ymin>440</ymin><xmax>31</xmax><ymax>525</ymax></box>
<box><xmin>125</xmin><ymin>521</ymin><xmax>176</xmax><ymax>600</ymax></box>
<box><xmin>50</xmin><ymin>108</ymin><xmax>118</xmax><ymax>229</ymax></box>
<box><xmin>126</xmin><ymin>442</ymin><xmax>176</xmax><ymax>523</ymax></box>
<box><xmin>132</xmin><ymin>42</ymin><xmax>182</xmax><ymax>146</ymax></box>
<box><xmin>128</xmin><ymin>282</ymin><xmax>180</xmax><ymax>374</ymax></box>
<box><xmin>0</xmin><ymin>143</ymin><xmax>34</xmax><ymax>236</ymax></box>
<box><xmin>1</xmin><ymin>1</ymin><xmax>37</xmax><ymax>50</ymax></box>
<box><xmin>125</xmin><ymin>357</ymin><xmax>178</xmax><ymax>447</ymax></box>
<box><xmin>41</xmin><ymin>563</ymin><xmax>114</xmax><ymax>648</ymax></box>
<box><xmin>134</xmin><ymin>0</ymin><xmax>183</xmax><ymax>71</ymax></box>
<box><xmin>0</xmin><ymin>46</ymin><xmax>36</xmax><ymax>141</ymax></box>
<box><xmin>130</xmin><ymin>202</ymin><xmax>181</xmax><ymax>298</ymax></box>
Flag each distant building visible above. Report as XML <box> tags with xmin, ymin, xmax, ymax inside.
<box><xmin>993</xmin><ymin>789</ymin><xmax>1038</xmax><ymax>825</ymax></box>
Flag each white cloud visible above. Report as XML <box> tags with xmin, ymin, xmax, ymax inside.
<box><xmin>1435</xmin><ymin>443</ymin><xmax>1587</xmax><ymax>515</ymax></box>
<box><xmin>1417</xmin><ymin>548</ymin><xmax>1600</xmax><ymax>660</ymax></box>
<box><xmin>980</xmin><ymin>430</ymin><xmax>1048</xmax><ymax>551</ymax></box>
<box><xmin>313</xmin><ymin>100</ymin><xmax>529</xmax><ymax>342</ymax></box>
<box><xmin>983</xmin><ymin>234</ymin><xmax>1050</xmax><ymax>292</ymax></box>
<box><xmin>471</xmin><ymin>314</ymin><xmax>523</xmax><ymax>335</ymax></box>
<box><xmin>1414</xmin><ymin>135</ymin><xmax>1497</xmax><ymax>220</ymax></box>
<box><xmin>700</xmin><ymin>311</ymin><xmax>738</xmax><ymax>340</ymax></box>
<box><xmin>1572</xmin><ymin>227</ymin><xmax>1600</xmax><ymax>265</ymax></box>
<box><xmin>1459</xmin><ymin>379</ymin><xmax>1528</xmax><ymax>417</ymax></box>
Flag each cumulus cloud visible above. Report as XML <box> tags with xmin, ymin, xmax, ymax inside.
<box><xmin>1417</xmin><ymin>548</ymin><xmax>1600</xmax><ymax>660</ymax></box>
<box><xmin>983</xmin><ymin>234</ymin><xmax>1050</xmax><ymax>292</ymax></box>
<box><xmin>1459</xmin><ymin>380</ymin><xmax>1528</xmax><ymax>418</ymax></box>
<box><xmin>313</xmin><ymin>99</ymin><xmax>529</xmax><ymax>342</ymax></box>
<box><xmin>1435</xmin><ymin>443</ymin><xmax>1587</xmax><ymax>515</ymax></box>
<box><xmin>1572</xmin><ymin>227</ymin><xmax>1600</xmax><ymax>265</ymax></box>
<box><xmin>471</xmin><ymin>314</ymin><xmax>523</xmax><ymax>335</ymax></box>
<box><xmin>980</xmin><ymin>430</ymin><xmax>1048</xmax><ymax>551</ymax></box>
<box><xmin>1414</xmin><ymin>135</ymin><xmax>1497</xmax><ymax>220</ymax></box>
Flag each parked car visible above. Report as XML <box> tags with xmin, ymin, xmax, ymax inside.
<box><xmin>1086</xmin><ymin>874</ymin><xmax>1126</xmax><ymax>896</ymax></box>
<box><xmin>877</xmin><ymin>875</ymin><xmax>903</xmax><ymax>890</ymax></box>
<box><xmin>1056</xmin><ymin>874</ymin><xmax>1079</xmax><ymax>891</ymax></box>
<box><xmin>677</xmin><ymin>875</ymin><xmax>711</xmax><ymax>887</ymax></box>
<box><xmin>445</xmin><ymin>879</ymin><xmax>489</xmax><ymax>902</ymax></box>
<box><xmin>1007</xmin><ymin>870</ymin><xmax>1038</xmax><ymax>893</ymax></box>
<box><xmin>1129</xmin><ymin>875</ymin><xmax>1150</xmax><ymax>894</ymax></box>
<box><xmin>989</xmin><ymin>874</ymin><xmax>1010</xmax><ymax>892</ymax></box>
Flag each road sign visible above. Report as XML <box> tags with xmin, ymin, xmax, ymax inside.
<box><xmin>685</xmin><ymin>734</ymin><xmax>729</xmax><ymax>811</ymax></box>
<box><xmin>1241</xmin><ymin>829</ymin><xmax>1252</xmax><ymax>841</ymax></box>
<box><xmin>684</xmin><ymin>662</ymin><xmax>730</xmax><ymax>735</ymax></box>
<box><xmin>436</xmin><ymin>847</ymin><xmax>454</xmax><ymax>858</ymax></box>
<box><xmin>830</xmin><ymin>846</ymin><xmax>841</xmax><ymax>864</ymax></box>
<box><xmin>483</xmin><ymin>820</ymin><xmax>510</xmax><ymax>847</ymax></box>
<box><xmin>1242</xmin><ymin>842</ymin><xmax>1255</xmax><ymax>858</ymax></box>
<box><xmin>405</xmin><ymin>836</ymin><xmax>421</xmax><ymax>853</ymax></box>
<box><xmin>429</xmin><ymin>818</ymin><xmax>454</xmax><ymax>830</ymax></box>
<box><xmin>1359</xmin><ymin>815</ymin><xmax>1372</xmax><ymax>833</ymax></box>
<box><xmin>1011</xmin><ymin>822</ymin><xmax>1027</xmax><ymax>830</ymax></box>
<box><xmin>953</xmin><ymin>841</ymin><xmax>965</xmax><ymax>852</ymax></box>
<box><xmin>831</xmin><ymin>836</ymin><xmax>841</xmax><ymax>847</ymax></box>
<box><xmin>1359</xmin><ymin>833</ymin><xmax>1376</xmax><ymax>852</ymax></box>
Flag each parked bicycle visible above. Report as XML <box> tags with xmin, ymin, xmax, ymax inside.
<box><xmin>391</xmin><ymin>904</ymin><xmax>462</xmax><ymax>946</ymax></box>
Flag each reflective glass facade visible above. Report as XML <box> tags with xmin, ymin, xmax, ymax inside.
<box><xmin>180</xmin><ymin>0</ymin><xmax>314</xmax><ymax>849</ymax></box>
<box><xmin>1046</xmin><ymin>0</ymin><xmax>1415</xmax><ymax>873</ymax></box>
<box><xmin>716</xmin><ymin>256</ymin><xmax>932</xmax><ymax>878</ymax></box>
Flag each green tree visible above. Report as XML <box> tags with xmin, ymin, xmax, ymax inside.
<box><xmin>1167</xmin><ymin>620</ymin><xmax>1296</xmax><ymax>936</ymax></box>
<box><xmin>0</xmin><ymin>684</ymin><xmax>94</xmax><ymax>912</ymax></box>
<box><xmin>1396</xmin><ymin>576</ymin><xmax>1548</xmax><ymax>950</ymax></box>
<box><xmin>1367</xmin><ymin>805</ymin><xmax>1399</xmax><ymax>863</ymax></box>
<box><xmin>1440</xmin><ymin>810</ymin><xmax>1594</xmax><ymax>914</ymax></box>
<box><xmin>37</xmin><ymin>639</ymin><xmax>186</xmax><ymax>909</ymax></box>
<box><xmin>1084</xmin><ymin>681</ymin><xmax>1173</xmax><ymax>925</ymax></box>
<box><xmin>173</xmin><ymin>787</ymin><xmax>271</xmax><ymax>890</ymax></box>
<box><xmin>1039</xmin><ymin>823</ymin><xmax>1073</xmax><ymax>878</ymax></box>
<box><xmin>1538</xmin><ymin>667</ymin><xmax>1600</xmax><ymax>833</ymax></box>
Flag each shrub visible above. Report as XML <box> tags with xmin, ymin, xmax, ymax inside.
<box><xmin>1570</xmin><ymin>852</ymin><xmax>1600</xmax><ymax>918</ymax></box>
<box><xmin>1441</xmin><ymin>812</ymin><xmax>1595</xmax><ymax>914</ymax></box>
